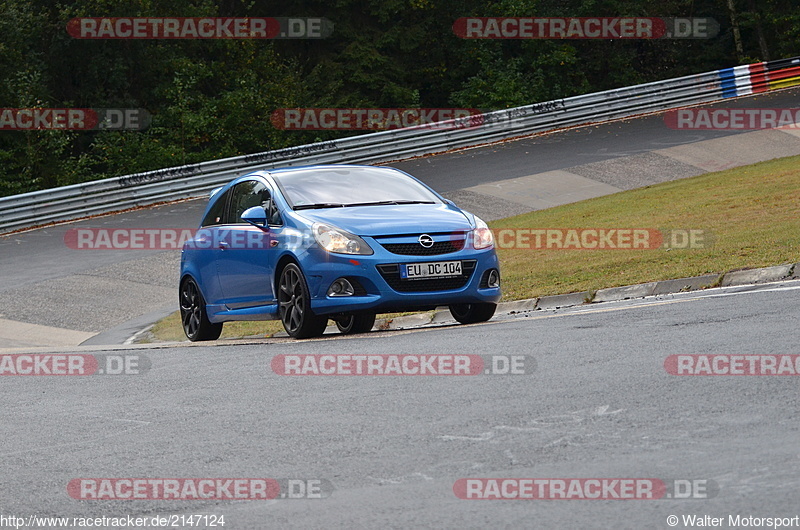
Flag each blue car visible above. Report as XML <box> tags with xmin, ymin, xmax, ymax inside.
<box><xmin>179</xmin><ymin>165</ymin><xmax>501</xmax><ymax>340</ymax></box>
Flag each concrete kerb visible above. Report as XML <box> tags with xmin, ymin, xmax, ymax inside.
<box><xmin>430</xmin><ymin>307</ymin><xmax>458</xmax><ymax>324</ymax></box>
<box><xmin>720</xmin><ymin>264</ymin><xmax>795</xmax><ymax>287</ymax></box>
<box><xmin>534</xmin><ymin>291</ymin><xmax>593</xmax><ymax>310</ymax></box>
<box><xmin>594</xmin><ymin>282</ymin><xmax>657</xmax><ymax>303</ymax></box>
<box><xmin>110</xmin><ymin>260</ymin><xmax>800</xmax><ymax>341</ymax></box>
<box><xmin>125</xmin><ymin>262</ymin><xmax>800</xmax><ymax>339</ymax></box>
<box><xmin>499</xmin><ymin>298</ymin><xmax>539</xmax><ymax>314</ymax></box>
<box><xmin>378</xmin><ymin>262</ymin><xmax>800</xmax><ymax>330</ymax></box>
<box><xmin>114</xmin><ymin>263</ymin><xmax>800</xmax><ymax>341</ymax></box>
<box><xmin>651</xmin><ymin>274</ymin><xmax>720</xmax><ymax>295</ymax></box>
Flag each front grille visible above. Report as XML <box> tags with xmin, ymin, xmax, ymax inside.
<box><xmin>381</xmin><ymin>239</ymin><xmax>465</xmax><ymax>256</ymax></box>
<box><xmin>377</xmin><ymin>261</ymin><xmax>476</xmax><ymax>292</ymax></box>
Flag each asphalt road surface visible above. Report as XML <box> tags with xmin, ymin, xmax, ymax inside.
<box><xmin>2</xmin><ymin>85</ymin><xmax>799</xmax><ymax>529</ymax></box>
<box><xmin>1</xmin><ymin>87</ymin><xmax>799</xmax><ymax>346</ymax></box>
<box><xmin>3</xmin><ymin>281</ymin><xmax>799</xmax><ymax>528</ymax></box>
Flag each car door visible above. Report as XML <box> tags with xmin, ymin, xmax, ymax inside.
<box><xmin>188</xmin><ymin>187</ymin><xmax>231</xmax><ymax>308</ymax></box>
<box><xmin>215</xmin><ymin>179</ymin><xmax>278</xmax><ymax>310</ymax></box>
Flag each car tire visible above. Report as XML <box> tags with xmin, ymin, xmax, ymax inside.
<box><xmin>180</xmin><ymin>277</ymin><xmax>223</xmax><ymax>341</ymax></box>
<box><xmin>278</xmin><ymin>263</ymin><xmax>328</xmax><ymax>339</ymax></box>
<box><xmin>335</xmin><ymin>312</ymin><xmax>376</xmax><ymax>334</ymax></box>
<box><xmin>448</xmin><ymin>303</ymin><xmax>497</xmax><ymax>324</ymax></box>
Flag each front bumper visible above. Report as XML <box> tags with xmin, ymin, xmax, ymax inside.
<box><xmin>302</xmin><ymin>241</ymin><xmax>501</xmax><ymax>316</ymax></box>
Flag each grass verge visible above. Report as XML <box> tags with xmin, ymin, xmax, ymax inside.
<box><xmin>494</xmin><ymin>154</ymin><xmax>799</xmax><ymax>300</ymax></box>
<box><xmin>143</xmin><ymin>154</ymin><xmax>800</xmax><ymax>342</ymax></box>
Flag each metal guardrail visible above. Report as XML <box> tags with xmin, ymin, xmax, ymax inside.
<box><xmin>1</xmin><ymin>56</ymin><xmax>798</xmax><ymax>234</ymax></box>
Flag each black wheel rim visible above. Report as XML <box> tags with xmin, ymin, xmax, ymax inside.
<box><xmin>180</xmin><ymin>280</ymin><xmax>202</xmax><ymax>338</ymax></box>
<box><xmin>279</xmin><ymin>267</ymin><xmax>305</xmax><ymax>334</ymax></box>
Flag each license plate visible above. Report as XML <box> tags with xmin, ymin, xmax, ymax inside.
<box><xmin>401</xmin><ymin>261</ymin><xmax>462</xmax><ymax>279</ymax></box>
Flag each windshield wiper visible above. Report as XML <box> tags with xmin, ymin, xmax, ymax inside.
<box><xmin>293</xmin><ymin>202</ymin><xmax>347</xmax><ymax>210</ymax></box>
<box><xmin>345</xmin><ymin>200</ymin><xmax>437</xmax><ymax>207</ymax></box>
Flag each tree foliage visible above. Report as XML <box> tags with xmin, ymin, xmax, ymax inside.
<box><xmin>0</xmin><ymin>0</ymin><xmax>796</xmax><ymax>196</ymax></box>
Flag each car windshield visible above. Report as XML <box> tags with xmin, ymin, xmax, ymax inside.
<box><xmin>272</xmin><ymin>167</ymin><xmax>441</xmax><ymax>209</ymax></box>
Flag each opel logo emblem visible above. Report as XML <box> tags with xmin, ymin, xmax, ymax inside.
<box><xmin>418</xmin><ymin>234</ymin><xmax>434</xmax><ymax>248</ymax></box>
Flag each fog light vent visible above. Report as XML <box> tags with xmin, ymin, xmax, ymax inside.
<box><xmin>327</xmin><ymin>278</ymin><xmax>355</xmax><ymax>297</ymax></box>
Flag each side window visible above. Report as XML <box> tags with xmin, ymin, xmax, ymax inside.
<box><xmin>201</xmin><ymin>189</ymin><xmax>231</xmax><ymax>227</ymax></box>
<box><xmin>227</xmin><ymin>180</ymin><xmax>273</xmax><ymax>224</ymax></box>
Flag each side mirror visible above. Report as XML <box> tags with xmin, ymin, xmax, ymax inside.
<box><xmin>241</xmin><ymin>206</ymin><xmax>268</xmax><ymax>228</ymax></box>
<box><xmin>443</xmin><ymin>199</ymin><xmax>456</xmax><ymax>207</ymax></box>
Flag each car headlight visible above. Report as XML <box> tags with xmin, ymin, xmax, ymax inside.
<box><xmin>312</xmin><ymin>222</ymin><xmax>373</xmax><ymax>255</ymax></box>
<box><xmin>472</xmin><ymin>216</ymin><xmax>494</xmax><ymax>250</ymax></box>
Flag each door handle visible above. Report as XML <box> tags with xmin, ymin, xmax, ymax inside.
<box><xmin>219</xmin><ymin>241</ymin><xmax>229</xmax><ymax>249</ymax></box>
